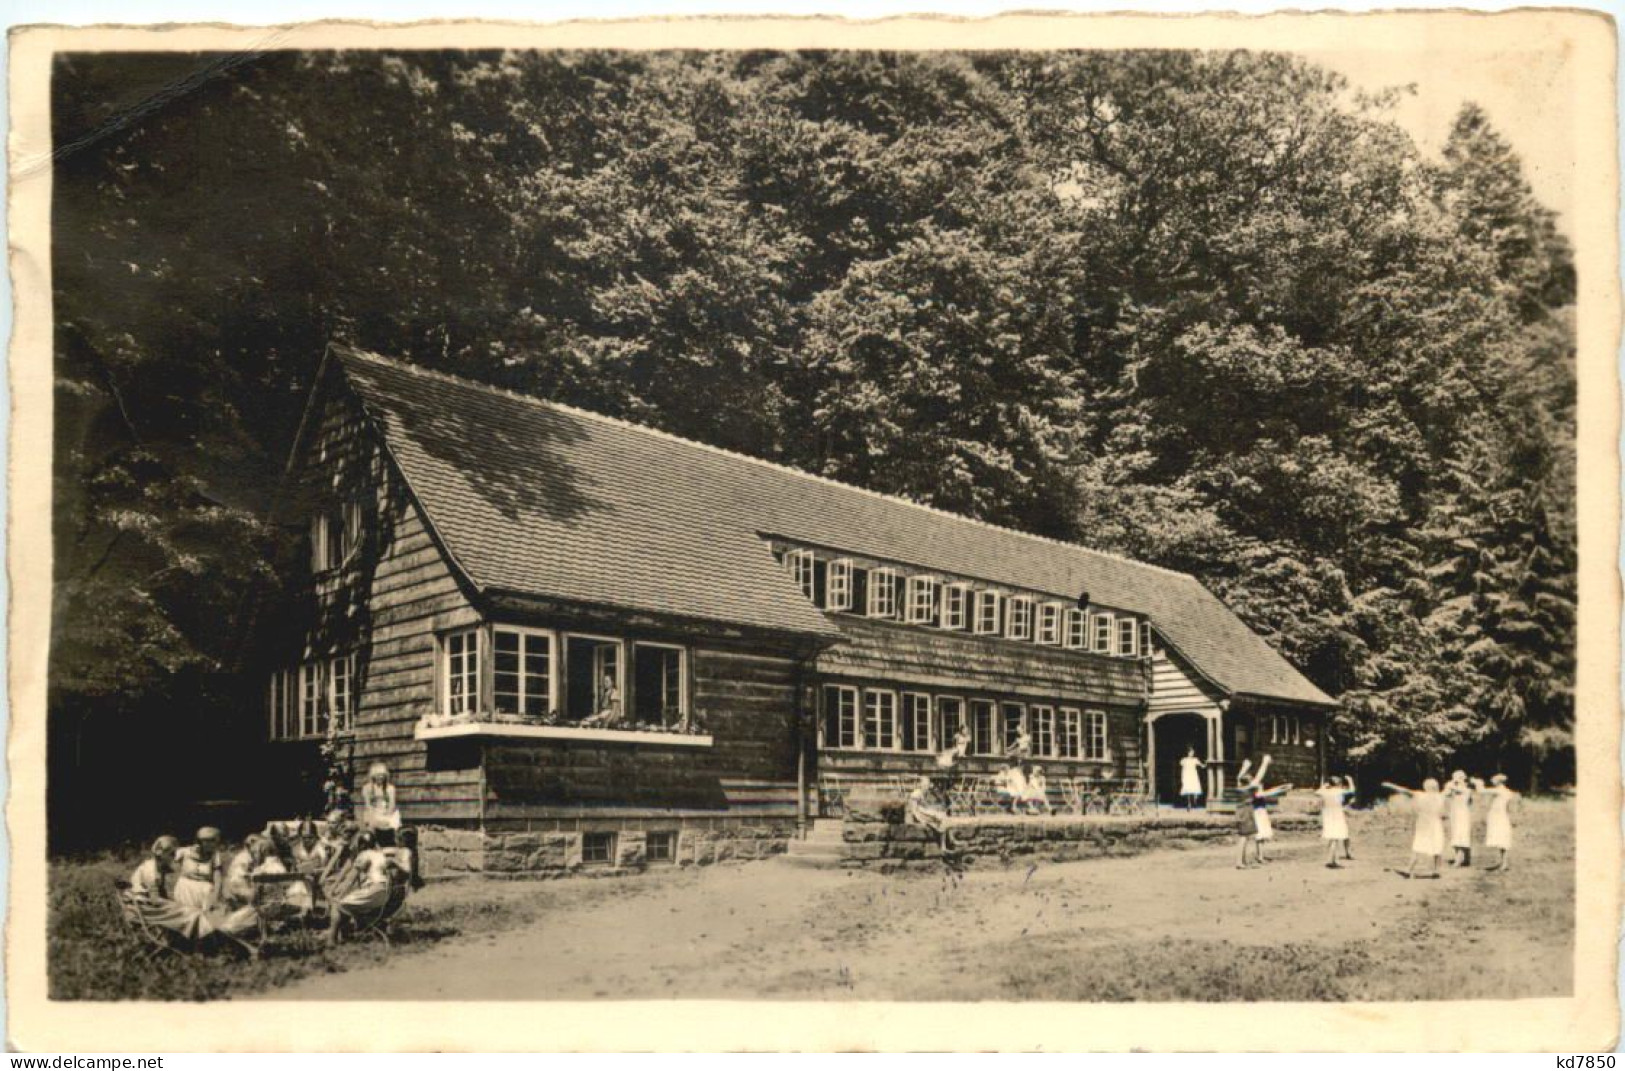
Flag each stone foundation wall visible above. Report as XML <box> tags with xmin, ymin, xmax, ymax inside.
<box><xmin>418</xmin><ymin>817</ymin><xmax>797</xmax><ymax>878</ymax></box>
<box><xmin>841</xmin><ymin>809</ymin><xmax>1321</xmax><ymax>871</ymax></box>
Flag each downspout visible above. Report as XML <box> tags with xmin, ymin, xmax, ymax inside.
<box><xmin>793</xmin><ymin>651</ymin><xmax>809</xmax><ymax>840</ymax></box>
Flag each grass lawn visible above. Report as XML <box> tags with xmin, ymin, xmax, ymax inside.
<box><xmin>50</xmin><ymin>799</ymin><xmax>1574</xmax><ymax>1002</ymax></box>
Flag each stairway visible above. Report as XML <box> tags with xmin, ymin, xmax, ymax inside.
<box><xmin>779</xmin><ymin>819</ymin><xmax>848</xmax><ymax>868</ymax></box>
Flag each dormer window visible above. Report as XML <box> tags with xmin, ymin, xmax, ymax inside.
<box><xmin>974</xmin><ymin>590</ymin><xmax>1002</xmax><ymax>635</ymax></box>
<box><xmin>1065</xmin><ymin>608</ymin><xmax>1088</xmax><ymax>650</ymax></box>
<box><xmin>826</xmin><ymin>558</ymin><xmax>854</xmax><ymax>612</ymax></box>
<box><xmin>940</xmin><ymin>583</ymin><xmax>970</xmax><ymax>630</ymax></box>
<box><xmin>1005</xmin><ymin>595</ymin><xmax>1034</xmax><ymax>641</ymax></box>
<box><xmin>1037</xmin><ymin>602</ymin><xmax>1064</xmax><ymax>646</ymax></box>
<box><xmin>1092</xmin><ymin>611</ymin><xmax>1114</xmax><ymax>654</ymax></box>
<box><xmin>785</xmin><ymin>548</ymin><xmax>817</xmax><ymax>601</ymax></box>
<box><xmin>868</xmin><ymin>568</ymin><xmax>899</xmax><ymax>619</ymax></box>
<box><xmin>905</xmin><ymin>575</ymin><xmax>937</xmax><ymax>624</ymax></box>
<box><xmin>1117</xmin><ymin>616</ymin><xmax>1139</xmax><ymax>657</ymax></box>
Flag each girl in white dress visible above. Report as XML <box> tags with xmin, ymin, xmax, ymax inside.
<box><xmin>1477</xmin><ymin>774</ymin><xmax>1519</xmax><ymax>872</ymax></box>
<box><xmin>1316</xmin><ymin>776</ymin><xmax>1355</xmax><ymax>867</ymax></box>
<box><xmin>1178</xmin><ymin>747</ymin><xmax>1205</xmax><ymax>811</ymax></box>
<box><xmin>171</xmin><ymin>827</ymin><xmax>224</xmax><ymax>909</ymax></box>
<box><xmin>362</xmin><ymin>762</ymin><xmax>402</xmax><ymax>833</ymax></box>
<box><xmin>1023</xmin><ymin>766</ymin><xmax>1050</xmax><ymax>815</ymax></box>
<box><xmin>1443</xmin><ymin>770</ymin><xmax>1476</xmax><ymax>867</ymax></box>
<box><xmin>1382</xmin><ymin>778</ymin><xmax>1446</xmax><ymax>878</ymax></box>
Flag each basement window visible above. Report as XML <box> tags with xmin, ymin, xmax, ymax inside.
<box><xmin>582</xmin><ymin>832</ymin><xmax>617</xmax><ymax>866</ymax></box>
<box><xmin>646</xmin><ymin>831</ymin><xmax>678</xmax><ymax>864</ymax></box>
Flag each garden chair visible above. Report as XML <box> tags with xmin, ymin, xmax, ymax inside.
<box><xmin>946</xmin><ymin>777</ymin><xmax>977</xmax><ymax>816</ymax></box>
<box><xmin>251</xmin><ymin>872</ymin><xmax>319</xmax><ymax>954</ymax></box>
<box><xmin>113</xmin><ymin>880</ymin><xmax>188</xmax><ymax>961</ymax></box>
<box><xmin>340</xmin><ymin>866</ymin><xmax>412</xmax><ymax>947</ymax></box>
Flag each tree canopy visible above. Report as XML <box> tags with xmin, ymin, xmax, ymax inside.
<box><xmin>49</xmin><ymin>49</ymin><xmax>1576</xmax><ymax>839</ymax></box>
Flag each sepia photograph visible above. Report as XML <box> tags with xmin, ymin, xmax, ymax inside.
<box><xmin>6</xmin><ymin>9</ymin><xmax>1618</xmax><ymax>1053</ymax></box>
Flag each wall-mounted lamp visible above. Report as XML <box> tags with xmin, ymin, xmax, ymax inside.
<box><xmin>1076</xmin><ymin>591</ymin><xmax>1091</xmax><ymax>610</ymax></box>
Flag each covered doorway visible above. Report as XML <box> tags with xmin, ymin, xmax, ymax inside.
<box><xmin>1150</xmin><ymin>712</ymin><xmax>1210</xmax><ymax>804</ymax></box>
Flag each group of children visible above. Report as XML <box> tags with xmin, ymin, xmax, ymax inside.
<box><xmin>1231</xmin><ymin>758</ymin><xmax>1521</xmax><ymax>876</ymax></box>
<box><xmin>123</xmin><ymin>762</ymin><xmax>417</xmax><ymax>950</ymax></box>
<box><xmin>1381</xmin><ymin>771</ymin><xmax>1519</xmax><ymax>878</ymax></box>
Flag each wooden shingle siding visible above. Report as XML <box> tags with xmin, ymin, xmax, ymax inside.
<box><xmin>817</xmin><ymin>617</ymin><xmax>1144</xmax><ymax>705</ymax></box>
<box><xmin>288</xmin><ymin>379</ymin><xmax>482</xmax><ymax>824</ymax></box>
<box><xmin>474</xmin><ymin>646</ymin><xmax>805</xmax><ymax>821</ymax></box>
<box><xmin>1147</xmin><ymin>645</ymin><xmax>1224</xmax><ymax>716</ymax></box>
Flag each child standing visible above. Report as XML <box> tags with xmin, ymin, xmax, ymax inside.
<box><xmin>1443</xmin><ymin>770</ymin><xmax>1476</xmax><ymax>867</ymax></box>
<box><xmin>1316</xmin><ymin>775</ymin><xmax>1356</xmax><ymax>867</ymax></box>
<box><xmin>1477</xmin><ymin>774</ymin><xmax>1519</xmax><ymax>872</ymax></box>
<box><xmin>1382</xmin><ymin>778</ymin><xmax>1446</xmax><ymax>878</ymax></box>
<box><xmin>1178</xmin><ymin>747</ymin><xmax>1205</xmax><ymax>811</ymax></box>
<box><xmin>1235</xmin><ymin>781</ymin><xmax>1260</xmax><ymax>869</ymax></box>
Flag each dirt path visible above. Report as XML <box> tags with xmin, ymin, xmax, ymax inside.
<box><xmin>256</xmin><ymin>805</ymin><xmax>1573</xmax><ymax>1002</ymax></box>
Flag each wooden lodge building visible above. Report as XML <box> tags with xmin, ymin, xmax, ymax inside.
<box><xmin>261</xmin><ymin>346</ymin><xmax>1336</xmax><ymax>875</ymax></box>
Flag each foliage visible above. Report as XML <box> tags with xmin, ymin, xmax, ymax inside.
<box><xmin>50</xmin><ymin>49</ymin><xmax>1575</xmax><ymax>833</ymax></box>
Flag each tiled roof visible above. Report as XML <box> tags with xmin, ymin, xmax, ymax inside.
<box><xmin>332</xmin><ymin>346</ymin><xmax>1336</xmax><ymax>707</ymax></box>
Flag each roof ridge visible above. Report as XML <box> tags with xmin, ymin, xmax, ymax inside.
<box><xmin>333</xmin><ymin>344</ymin><xmax>1199</xmax><ymax>582</ymax></box>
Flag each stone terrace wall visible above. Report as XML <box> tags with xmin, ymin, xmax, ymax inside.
<box><xmin>842</xmin><ymin>809</ymin><xmax>1320</xmax><ymax>871</ymax></box>
<box><xmin>418</xmin><ymin>818</ymin><xmax>797</xmax><ymax>879</ymax></box>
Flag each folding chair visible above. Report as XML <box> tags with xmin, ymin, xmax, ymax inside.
<box><xmin>342</xmin><ymin>869</ymin><xmax>412</xmax><ymax>947</ymax></box>
<box><xmin>113</xmin><ymin>880</ymin><xmax>188</xmax><ymax>961</ymax></box>
<box><xmin>252</xmin><ymin>872</ymin><xmax>319</xmax><ymax>953</ymax></box>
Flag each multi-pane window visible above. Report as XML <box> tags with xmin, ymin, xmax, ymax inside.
<box><xmin>905</xmin><ymin>575</ymin><xmax>937</xmax><ymax>624</ymax></box>
<box><xmin>970</xmin><ymin>700</ymin><xmax>998</xmax><ymax>756</ymax></box>
<box><xmin>937</xmin><ymin>697</ymin><xmax>966</xmax><ymax>749</ymax></box>
<box><xmin>785</xmin><ymin>549</ymin><xmax>817</xmax><ymax>600</ymax></box>
<box><xmin>1065</xmin><ymin>608</ymin><xmax>1089</xmax><ymax>650</ymax></box>
<box><xmin>300</xmin><ymin>662</ymin><xmax>322</xmax><ymax>736</ymax></box>
<box><xmin>343</xmin><ymin>499</ymin><xmax>364</xmax><ymax>562</ymax></box>
<box><xmin>582</xmin><ymin>832</ymin><xmax>616</xmax><ymax>865</ymax></box>
<box><xmin>1092</xmin><ymin>612</ymin><xmax>1114</xmax><ymax>654</ymax></box>
<box><xmin>1085</xmin><ymin>710</ymin><xmax>1109</xmax><ymax>760</ymax></box>
<box><xmin>444</xmin><ymin>629</ymin><xmax>482</xmax><ymax>716</ymax></box>
<box><xmin>494</xmin><ymin>628</ymin><xmax>553</xmax><ymax>716</ymax></box>
<box><xmin>632</xmin><ymin>643</ymin><xmax>686</xmax><ymax>726</ymax></box>
<box><xmin>646</xmin><ymin>831</ymin><xmax>677</xmax><ymax>863</ymax></box>
<box><xmin>1006</xmin><ymin>596</ymin><xmax>1034</xmax><ymax>641</ymax></box>
<box><xmin>564</xmin><ymin>634</ymin><xmax>623</xmax><ymax>722</ymax></box>
<box><xmin>823</xmin><ymin>685</ymin><xmax>859</xmax><ymax>749</ymax></box>
<box><xmin>1001</xmin><ymin>702</ymin><xmax>1026</xmax><ymax>751</ymax></box>
<box><xmin>974</xmin><ymin>590</ymin><xmax>1002</xmax><ymax>635</ymax></box>
<box><xmin>1058</xmin><ymin>708</ymin><xmax>1083</xmax><ymax>759</ymax></box>
<box><xmin>902</xmin><ymin>692</ymin><xmax>933</xmax><ymax>752</ymax></box>
<box><xmin>1031</xmin><ymin>705</ymin><xmax>1056</xmax><ymax>757</ymax></box>
<box><xmin>268</xmin><ymin>668</ymin><xmax>294</xmax><ymax>741</ymax></box>
<box><xmin>1037</xmin><ymin>603</ymin><xmax>1064</xmax><ymax>646</ymax></box>
<box><xmin>1117</xmin><ymin>617</ymin><xmax>1139</xmax><ymax>657</ymax></box>
<box><xmin>327</xmin><ymin>654</ymin><xmax>354</xmax><ymax>733</ymax></box>
<box><xmin>868</xmin><ymin>568</ymin><xmax>899</xmax><ymax>619</ymax></box>
<box><xmin>1139</xmin><ymin>620</ymin><xmax>1153</xmax><ymax>658</ymax></box>
<box><xmin>862</xmin><ymin>690</ymin><xmax>898</xmax><ymax>751</ymax></box>
<box><xmin>826</xmin><ymin>558</ymin><xmax>854</xmax><ymax>612</ymax></box>
<box><xmin>940</xmin><ymin>584</ymin><xmax>970</xmax><ymax>630</ymax></box>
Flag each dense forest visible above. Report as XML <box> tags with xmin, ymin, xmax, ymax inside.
<box><xmin>50</xmin><ymin>50</ymin><xmax>1576</xmax><ymax>843</ymax></box>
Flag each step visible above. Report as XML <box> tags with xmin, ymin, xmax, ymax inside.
<box><xmin>784</xmin><ymin>840</ymin><xmax>846</xmax><ymax>858</ymax></box>
<box><xmin>776</xmin><ymin>851</ymin><xmax>847</xmax><ymax>869</ymax></box>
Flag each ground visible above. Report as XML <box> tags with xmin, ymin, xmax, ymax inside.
<box><xmin>51</xmin><ymin>800</ymin><xmax>1572</xmax><ymax>1002</ymax></box>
